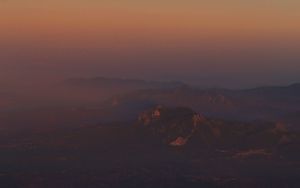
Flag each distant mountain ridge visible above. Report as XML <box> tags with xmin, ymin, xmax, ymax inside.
<box><xmin>244</xmin><ymin>82</ymin><xmax>300</xmax><ymax>95</ymax></box>
<box><xmin>65</xmin><ymin>77</ymin><xmax>187</xmax><ymax>90</ymax></box>
<box><xmin>106</xmin><ymin>82</ymin><xmax>300</xmax><ymax>126</ymax></box>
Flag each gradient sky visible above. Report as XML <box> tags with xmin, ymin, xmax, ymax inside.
<box><xmin>1</xmin><ymin>0</ymin><xmax>300</xmax><ymax>88</ymax></box>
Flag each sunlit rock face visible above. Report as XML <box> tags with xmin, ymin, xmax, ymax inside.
<box><xmin>138</xmin><ymin>105</ymin><xmax>206</xmax><ymax>146</ymax></box>
<box><xmin>169</xmin><ymin>137</ymin><xmax>188</xmax><ymax>146</ymax></box>
<box><xmin>138</xmin><ymin>105</ymin><xmax>163</xmax><ymax>126</ymax></box>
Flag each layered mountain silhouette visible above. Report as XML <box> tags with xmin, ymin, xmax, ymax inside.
<box><xmin>66</xmin><ymin>77</ymin><xmax>186</xmax><ymax>90</ymax></box>
<box><xmin>107</xmin><ymin>83</ymin><xmax>300</xmax><ymax>127</ymax></box>
<box><xmin>63</xmin><ymin>76</ymin><xmax>300</xmax><ymax>126</ymax></box>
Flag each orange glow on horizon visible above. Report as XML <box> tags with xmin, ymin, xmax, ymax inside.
<box><xmin>1</xmin><ymin>1</ymin><xmax>300</xmax><ymax>47</ymax></box>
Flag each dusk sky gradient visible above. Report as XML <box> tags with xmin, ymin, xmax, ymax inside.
<box><xmin>1</xmin><ymin>0</ymin><xmax>300</xmax><ymax>88</ymax></box>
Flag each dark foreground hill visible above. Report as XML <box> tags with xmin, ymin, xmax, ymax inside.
<box><xmin>0</xmin><ymin>106</ymin><xmax>299</xmax><ymax>188</ymax></box>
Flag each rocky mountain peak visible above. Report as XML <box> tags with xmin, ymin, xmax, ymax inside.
<box><xmin>137</xmin><ymin>106</ymin><xmax>206</xmax><ymax>146</ymax></box>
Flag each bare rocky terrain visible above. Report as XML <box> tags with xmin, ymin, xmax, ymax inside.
<box><xmin>1</xmin><ymin>80</ymin><xmax>300</xmax><ymax>187</ymax></box>
<box><xmin>0</xmin><ymin>106</ymin><xmax>299</xmax><ymax>188</ymax></box>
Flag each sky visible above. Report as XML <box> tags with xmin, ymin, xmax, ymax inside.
<box><xmin>1</xmin><ymin>0</ymin><xmax>300</xmax><ymax>88</ymax></box>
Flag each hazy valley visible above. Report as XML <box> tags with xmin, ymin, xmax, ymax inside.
<box><xmin>0</xmin><ymin>77</ymin><xmax>300</xmax><ymax>187</ymax></box>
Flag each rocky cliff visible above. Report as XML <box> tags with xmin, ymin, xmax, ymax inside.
<box><xmin>138</xmin><ymin>105</ymin><xmax>206</xmax><ymax>146</ymax></box>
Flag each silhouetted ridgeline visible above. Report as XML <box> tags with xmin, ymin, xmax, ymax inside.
<box><xmin>107</xmin><ymin>83</ymin><xmax>300</xmax><ymax>127</ymax></box>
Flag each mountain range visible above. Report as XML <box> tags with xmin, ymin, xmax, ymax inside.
<box><xmin>66</xmin><ymin>77</ymin><xmax>186</xmax><ymax>90</ymax></box>
<box><xmin>105</xmin><ymin>82</ymin><xmax>300</xmax><ymax>127</ymax></box>
<box><xmin>1</xmin><ymin>76</ymin><xmax>300</xmax><ymax>187</ymax></box>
